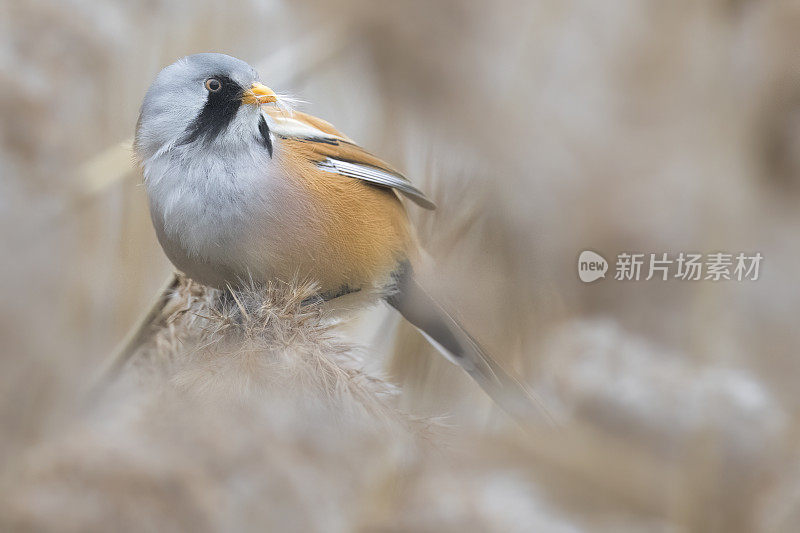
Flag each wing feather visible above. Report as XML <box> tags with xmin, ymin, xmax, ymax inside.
<box><xmin>263</xmin><ymin>107</ymin><xmax>436</xmax><ymax>210</ymax></box>
<box><xmin>316</xmin><ymin>158</ymin><xmax>435</xmax><ymax>210</ymax></box>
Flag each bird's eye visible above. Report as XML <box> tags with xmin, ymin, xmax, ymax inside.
<box><xmin>205</xmin><ymin>78</ymin><xmax>222</xmax><ymax>92</ymax></box>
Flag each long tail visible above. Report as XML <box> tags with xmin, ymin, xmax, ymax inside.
<box><xmin>386</xmin><ymin>262</ymin><xmax>551</xmax><ymax>425</ymax></box>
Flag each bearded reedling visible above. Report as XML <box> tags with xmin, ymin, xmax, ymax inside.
<box><xmin>128</xmin><ymin>53</ymin><xmax>542</xmax><ymax>422</ymax></box>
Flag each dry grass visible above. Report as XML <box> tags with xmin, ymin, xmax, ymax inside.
<box><xmin>1</xmin><ymin>278</ymin><xmax>430</xmax><ymax>532</ymax></box>
<box><xmin>0</xmin><ymin>278</ymin><xmax>795</xmax><ymax>532</ymax></box>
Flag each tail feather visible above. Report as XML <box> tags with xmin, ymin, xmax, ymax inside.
<box><xmin>386</xmin><ymin>263</ymin><xmax>552</xmax><ymax>426</ymax></box>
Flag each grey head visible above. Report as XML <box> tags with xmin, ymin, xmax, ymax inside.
<box><xmin>135</xmin><ymin>53</ymin><xmax>275</xmax><ymax>161</ymax></box>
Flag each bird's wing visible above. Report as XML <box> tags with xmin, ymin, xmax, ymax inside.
<box><xmin>263</xmin><ymin>107</ymin><xmax>436</xmax><ymax>210</ymax></box>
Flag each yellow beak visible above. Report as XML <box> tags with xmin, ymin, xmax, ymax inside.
<box><xmin>242</xmin><ymin>82</ymin><xmax>277</xmax><ymax>105</ymax></box>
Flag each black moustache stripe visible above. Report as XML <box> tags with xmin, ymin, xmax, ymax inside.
<box><xmin>180</xmin><ymin>75</ymin><xmax>243</xmax><ymax>146</ymax></box>
<box><xmin>258</xmin><ymin>114</ymin><xmax>273</xmax><ymax>157</ymax></box>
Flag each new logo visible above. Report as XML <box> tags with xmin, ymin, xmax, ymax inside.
<box><xmin>578</xmin><ymin>250</ymin><xmax>608</xmax><ymax>283</ymax></box>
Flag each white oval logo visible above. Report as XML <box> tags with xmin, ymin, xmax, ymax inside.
<box><xmin>578</xmin><ymin>251</ymin><xmax>608</xmax><ymax>282</ymax></box>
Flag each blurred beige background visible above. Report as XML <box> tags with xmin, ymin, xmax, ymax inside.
<box><xmin>2</xmin><ymin>0</ymin><xmax>800</xmax><ymax>531</ymax></box>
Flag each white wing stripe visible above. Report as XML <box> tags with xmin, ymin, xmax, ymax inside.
<box><xmin>317</xmin><ymin>158</ymin><xmax>435</xmax><ymax>209</ymax></box>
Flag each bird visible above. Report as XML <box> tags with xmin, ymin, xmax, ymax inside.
<box><xmin>128</xmin><ymin>53</ymin><xmax>542</xmax><ymax>422</ymax></box>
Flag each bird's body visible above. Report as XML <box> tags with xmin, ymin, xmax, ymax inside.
<box><xmin>132</xmin><ymin>53</ymin><xmax>541</xmax><ymax>422</ymax></box>
<box><xmin>142</xmin><ymin>106</ymin><xmax>413</xmax><ymax>294</ymax></box>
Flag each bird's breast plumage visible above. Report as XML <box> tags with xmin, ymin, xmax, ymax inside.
<box><xmin>142</xmin><ymin>131</ymin><xmax>413</xmax><ymax>293</ymax></box>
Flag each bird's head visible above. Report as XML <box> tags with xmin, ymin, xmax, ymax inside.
<box><xmin>135</xmin><ymin>53</ymin><xmax>277</xmax><ymax>161</ymax></box>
